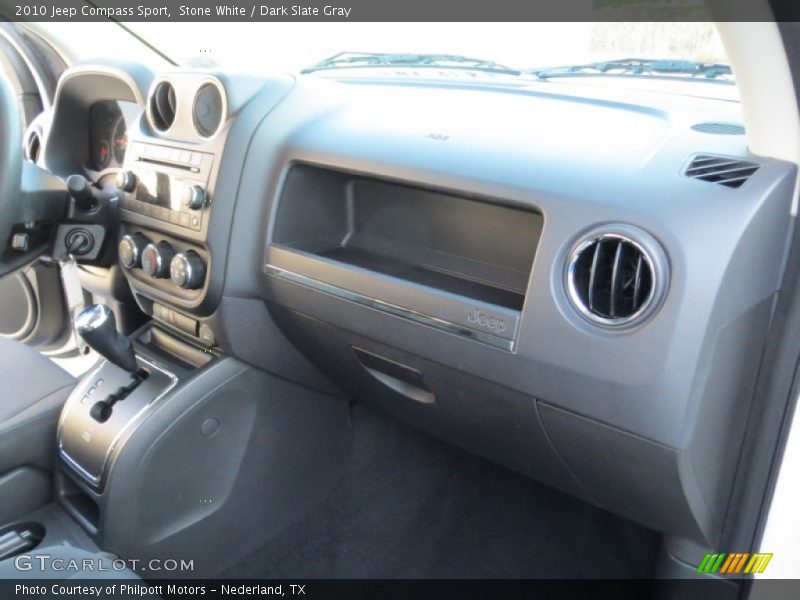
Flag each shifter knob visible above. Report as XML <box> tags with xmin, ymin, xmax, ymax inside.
<box><xmin>75</xmin><ymin>305</ymin><xmax>137</xmax><ymax>373</ymax></box>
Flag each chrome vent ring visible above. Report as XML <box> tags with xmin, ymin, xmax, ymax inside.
<box><xmin>565</xmin><ymin>226</ymin><xmax>668</xmax><ymax>328</ymax></box>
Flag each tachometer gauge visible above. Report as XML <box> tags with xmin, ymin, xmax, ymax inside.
<box><xmin>93</xmin><ymin>141</ymin><xmax>110</xmax><ymax>170</ymax></box>
<box><xmin>112</xmin><ymin>117</ymin><xmax>127</xmax><ymax>164</ymax></box>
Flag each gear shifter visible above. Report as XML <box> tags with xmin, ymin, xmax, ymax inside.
<box><xmin>75</xmin><ymin>304</ymin><xmax>147</xmax><ymax>423</ymax></box>
<box><xmin>75</xmin><ymin>304</ymin><xmax>137</xmax><ymax>373</ymax></box>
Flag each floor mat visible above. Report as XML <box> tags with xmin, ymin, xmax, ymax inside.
<box><xmin>220</xmin><ymin>404</ymin><xmax>660</xmax><ymax>579</ymax></box>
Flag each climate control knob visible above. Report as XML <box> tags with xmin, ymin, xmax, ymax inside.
<box><xmin>115</xmin><ymin>170</ymin><xmax>137</xmax><ymax>192</ymax></box>
<box><xmin>141</xmin><ymin>241</ymin><xmax>174</xmax><ymax>278</ymax></box>
<box><xmin>182</xmin><ymin>185</ymin><xmax>206</xmax><ymax>210</ymax></box>
<box><xmin>118</xmin><ymin>233</ymin><xmax>150</xmax><ymax>269</ymax></box>
<box><xmin>170</xmin><ymin>251</ymin><xmax>206</xmax><ymax>290</ymax></box>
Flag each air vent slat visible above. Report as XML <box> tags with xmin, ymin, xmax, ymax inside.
<box><xmin>685</xmin><ymin>154</ymin><xmax>759</xmax><ymax>189</ymax></box>
<box><xmin>609</xmin><ymin>240</ymin><xmax>626</xmax><ymax>318</ymax></box>
<box><xmin>692</xmin><ymin>166</ymin><xmax>758</xmax><ymax>178</ymax></box>
<box><xmin>587</xmin><ymin>240</ymin><xmax>602</xmax><ymax>313</ymax></box>
<box><xmin>717</xmin><ymin>174</ymin><xmax>753</xmax><ymax>182</ymax></box>
<box><xmin>690</xmin><ymin>157</ymin><xmax>726</xmax><ymax>165</ymax></box>
<box><xmin>633</xmin><ymin>253</ymin><xmax>644</xmax><ymax>308</ymax></box>
<box><xmin>685</xmin><ymin>161</ymin><xmax>743</xmax><ymax>174</ymax></box>
<box><xmin>708</xmin><ymin>174</ymin><xmax>757</xmax><ymax>185</ymax></box>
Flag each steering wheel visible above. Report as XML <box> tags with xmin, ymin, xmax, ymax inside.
<box><xmin>0</xmin><ymin>73</ymin><xmax>67</xmax><ymax>277</ymax></box>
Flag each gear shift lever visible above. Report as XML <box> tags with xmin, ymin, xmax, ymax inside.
<box><xmin>75</xmin><ymin>304</ymin><xmax>137</xmax><ymax>373</ymax></box>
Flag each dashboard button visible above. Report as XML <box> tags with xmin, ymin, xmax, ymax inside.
<box><xmin>118</xmin><ymin>233</ymin><xmax>150</xmax><ymax>269</ymax></box>
<box><xmin>170</xmin><ymin>251</ymin><xmax>206</xmax><ymax>290</ymax></box>
<box><xmin>198</xmin><ymin>323</ymin><xmax>216</xmax><ymax>347</ymax></box>
<box><xmin>182</xmin><ymin>185</ymin><xmax>207</xmax><ymax>210</ymax></box>
<box><xmin>115</xmin><ymin>170</ymin><xmax>137</xmax><ymax>192</ymax></box>
<box><xmin>141</xmin><ymin>241</ymin><xmax>175</xmax><ymax>278</ymax></box>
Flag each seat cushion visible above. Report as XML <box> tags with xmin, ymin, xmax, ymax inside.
<box><xmin>0</xmin><ymin>337</ymin><xmax>75</xmax><ymax>423</ymax></box>
<box><xmin>0</xmin><ymin>338</ymin><xmax>76</xmax><ymax>487</ymax></box>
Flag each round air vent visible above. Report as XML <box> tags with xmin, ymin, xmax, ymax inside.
<box><xmin>192</xmin><ymin>81</ymin><xmax>225</xmax><ymax>138</ymax></box>
<box><xmin>565</xmin><ymin>228</ymin><xmax>667</xmax><ymax>328</ymax></box>
<box><xmin>149</xmin><ymin>80</ymin><xmax>177</xmax><ymax>132</ymax></box>
<box><xmin>23</xmin><ymin>129</ymin><xmax>41</xmax><ymax>163</ymax></box>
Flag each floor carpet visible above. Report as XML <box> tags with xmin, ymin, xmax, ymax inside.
<box><xmin>220</xmin><ymin>403</ymin><xmax>660</xmax><ymax>579</ymax></box>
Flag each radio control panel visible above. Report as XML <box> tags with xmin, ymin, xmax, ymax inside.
<box><xmin>117</xmin><ymin>141</ymin><xmax>215</xmax><ymax>233</ymax></box>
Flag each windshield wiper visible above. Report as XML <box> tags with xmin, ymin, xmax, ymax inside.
<box><xmin>302</xmin><ymin>52</ymin><xmax>521</xmax><ymax>75</ymax></box>
<box><xmin>528</xmin><ymin>59</ymin><xmax>733</xmax><ymax>83</ymax></box>
<box><xmin>82</xmin><ymin>0</ymin><xmax>178</xmax><ymax>66</ymax></box>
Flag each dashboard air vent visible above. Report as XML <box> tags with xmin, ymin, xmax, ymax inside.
<box><xmin>149</xmin><ymin>81</ymin><xmax>177</xmax><ymax>132</ymax></box>
<box><xmin>567</xmin><ymin>231</ymin><xmax>661</xmax><ymax>327</ymax></box>
<box><xmin>23</xmin><ymin>129</ymin><xmax>41</xmax><ymax>163</ymax></box>
<box><xmin>690</xmin><ymin>122</ymin><xmax>745</xmax><ymax>135</ymax></box>
<box><xmin>685</xmin><ymin>154</ymin><xmax>759</xmax><ymax>189</ymax></box>
<box><xmin>192</xmin><ymin>81</ymin><xmax>225</xmax><ymax>138</ymax></box>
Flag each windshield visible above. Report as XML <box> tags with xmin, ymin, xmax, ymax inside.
<box><xmin>31</xmin><ymin>21</ymin><xmax>732</xmax><ymax>93</ymax></box>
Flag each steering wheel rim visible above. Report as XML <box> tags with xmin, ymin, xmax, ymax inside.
<box><xmin>0</xmin><ymin>73</ymin><xmax>36</xmax><ymax>277</ymax></box>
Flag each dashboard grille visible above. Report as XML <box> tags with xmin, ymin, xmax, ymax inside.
<box><xmin>685</xmin><ymin>154</ymin><xmax>759</xmax><ymax>189</ymax></box>
<box><xmin>690</xmin><ymin>122</ymin><xmax>745</xmax><ymax>135</ymax></box>
<box><xmin>149</xmin><ymin>81</ymin><xmax>177</xmax><ymax>132</ymax></box>
<box><xmin>568</xmin><ymin>234</ymin><xmax>655</xmax><ymax>326</ymax></box>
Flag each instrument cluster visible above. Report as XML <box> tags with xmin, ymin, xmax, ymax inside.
<box><xmin>88</xmin><ymin>99</ymin><xmax>139</xmax><ymax>171</ymax></box>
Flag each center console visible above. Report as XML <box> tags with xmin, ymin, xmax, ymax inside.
<box><xmin>58</xmin><ymin>353</ymin><xmax>178</xmax><ymax>490</ymax></box>
<box><xmin>55</xmin><ymin>313</ymin><xmax>214</xmax><ymax>534</ymax></box>
<box><xmin>45</xmin><ymin>312</ymin><xmax>350</xmax><ymax>576</ymax></box>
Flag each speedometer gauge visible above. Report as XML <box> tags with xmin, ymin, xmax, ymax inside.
<box><xmin>89</xmin><ymin>100</ymin><xmax>135</xmax><ymax>170</ymax></box>
<box><xmin>112</xmin><ymin>117</ymin><xmax>127</xmax><ymax>164</ymax></box>
<box><xmin>93</xmin><ymin>141</ymin><xmax>110</xmax><ymax>170</ymax></box>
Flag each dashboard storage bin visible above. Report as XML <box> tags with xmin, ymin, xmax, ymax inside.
<box><xmin>266</xmin><ymin>164</ymin><xmax>543</xmax><ymax>350</ymax></box>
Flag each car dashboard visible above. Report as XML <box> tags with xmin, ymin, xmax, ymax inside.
<box><xmin>28</xmin><ymin>60</ymin><xmax>797</xmax><ymax>551</ymax></box>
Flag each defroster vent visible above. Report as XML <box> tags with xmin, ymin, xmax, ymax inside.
<box><xmin>685</xmin><ymin>154</ymin><xmax>759</xmax><ymax>189</ymax></box>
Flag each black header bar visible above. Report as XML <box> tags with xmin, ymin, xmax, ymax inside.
<box><xmin>0</xmin><ymin>0</ymin><xmax>797</xmax><ymax>23</ymax></box>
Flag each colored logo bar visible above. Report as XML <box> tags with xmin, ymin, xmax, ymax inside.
<box><xmin>697</xmin><ymin>552</ymin><xmax>773</xmax><ymax>574</ymax></box>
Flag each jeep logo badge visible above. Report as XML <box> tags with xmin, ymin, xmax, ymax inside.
<box><xmin>467</xmin><ymin>310</ymin><xmax>507</xmax><ymax>334</ymax></box>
